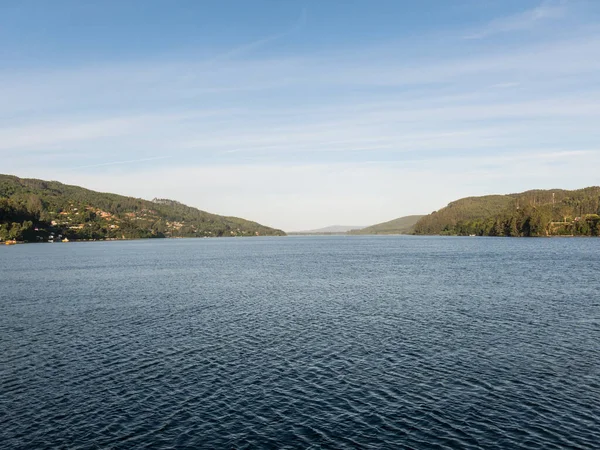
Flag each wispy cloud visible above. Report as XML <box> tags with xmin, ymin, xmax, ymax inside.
<box><xmin>208</xmin><ymin>8</ymin><xmax>307</xmax><ymax>63</ymax></box>
<box><xmin>0</xmin><ymin>116</ymin><xmax>146</xmax><ymax>151</ymax></box>
<box><xmin>0</xmin><ymin>110</ymin><xmax>235</xmax><ymax>151</ymax></box>
<box><xmin>465</xmin><ymin>1</ymin><xmax>568</xmax><ymax>39</ymax></box>
<box><xmin>71</xmin><ymin>156</ymin><xmax>172</xmax><ymax>170</ymax></box>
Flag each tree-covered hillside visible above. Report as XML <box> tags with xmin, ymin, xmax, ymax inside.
<box><xmin>349</xmin><ymin>215</ymin><xmax>424</xmax><ymax>235</ymax></box>
<box><xmin>413</xmin><ymin>187</ymin><xmax>600</xmax><ymax>237</ymax></box>
<box><xmin>0</xmin><ymin>174</ymin><xmax>285</xmax><ymax>242</ymax></box>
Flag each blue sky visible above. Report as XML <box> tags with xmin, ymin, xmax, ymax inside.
<box><xmin>2</xmin><ymin>0</ymin><xmax>600</xmax><ymax>230</ymax></box>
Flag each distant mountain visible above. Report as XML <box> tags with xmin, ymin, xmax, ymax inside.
<box><xmin>0</xmin><ymin>174</ymin><xmax>285</xmax><ymax>242</ymax></box>
<box><xmin>413</xmin><ymin>187</ymin><xmax>600</xmax><ymax>237</ymax></box>
<box><xmin>349</xmin><ymin>215</ymin><xmax>424</xmax><ymax>235</ymax></box>
<box><xmin>291</xmin><ymin>225</ymin><xmax>366</xmax><ymax>235</ymax></box>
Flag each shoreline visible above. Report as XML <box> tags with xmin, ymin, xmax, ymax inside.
<box><xmin>3</xmin><ymin>234</ymin><xmax>598</xmax><ymax>246</ymax></box>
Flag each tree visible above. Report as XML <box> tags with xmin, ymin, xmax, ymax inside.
<box><xmin>26</xmin><ymin>194</ymin><xmax>43</xmax><ymax>216</ymax></box>
<box><xmin>0</xmin><ymin>224</ymin><xmax>8</xmax><ymax>241</ymax></box>
<box><xmin>8</xmin><ymin>222</ymin><xmax>22</xmax><ymax>240</ymax></box>
<box><xmin>506</xmin><ymin>217</ymin><xmax>519</xmax><ymax>237</ymax></box>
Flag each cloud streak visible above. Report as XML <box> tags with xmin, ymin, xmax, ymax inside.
<box><xmin>208</xmin><ymin>8</ymin><xmax>307</xmax><ymax>63</ymax></box>
<box><xmin>70</xmin><ymin>156</ymin><xmax>173</xmax><ymax>170</ymax></box>
<box><xmin>465</xmin><ymin>1</ymin><xmax>568</xmax><ymax>39</ymax></box>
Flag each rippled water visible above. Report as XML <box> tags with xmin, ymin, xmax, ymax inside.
<box><xmin>1</xmin><ymin>236</ymin><xmax>599</xmax><ymax>449</ymax></box>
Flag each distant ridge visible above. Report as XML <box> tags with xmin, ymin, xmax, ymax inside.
<box><xmin>414</xmin><ymin>187</ymin><xmax>600</xmax><ymax>237</ymax></box>
<box><xmin>289</xmin><ymin>225</ymin><xmax>366</xmax><ymax>235</ymax></box>
<box><xmin>349</xmin><ymin>215</ymin><xmax>424</xmax><ymax>235</ymax></box>
<box><xmin>0</xmin><ymin>174</ymin><xmax>285</xmax><ymax>242</ymax></box>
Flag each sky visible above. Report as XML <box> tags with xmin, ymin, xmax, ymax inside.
<box><xmin>1</xmin><ymin>0</ymin><xmax>600</xmax><ymax>231</ymax></box>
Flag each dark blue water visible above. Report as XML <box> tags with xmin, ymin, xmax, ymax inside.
<box><xmin>1</xmin><ymin>236</ymin><xmax>599</xmax><ymax>449</ymax></box>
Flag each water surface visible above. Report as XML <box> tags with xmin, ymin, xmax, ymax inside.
<box><xmin>1</xmin><ymin>236</ymin><xmax>599</xmax><ymax>449</ymax></box>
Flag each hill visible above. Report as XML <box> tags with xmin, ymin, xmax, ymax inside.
<box><xmin>413</xmin><ymin>187</ymin><xmax>600</xmax><ymax>237</ymax></box>
<box><xmin>290</xmin><ymin>225</ymin><xmax>366</xmax><ymax>235</ymax></box>
<box><xmin>0</xmin><ymin>174</ymin><xmax>285</xmax><ymax>242</ymax></box>
<box><xmin>349</xmin><ymin>215</ymin><xmax>424</xmax><ymax>235</ymax></box>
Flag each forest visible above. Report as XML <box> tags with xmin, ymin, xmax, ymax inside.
<box><xmin>413</xmin><ymin>187</ymin><xmax>600</xmax><ymax>237</ymax></box>
<box><xmin>0</xmin><ymin>175</ymin><xmax>285</xmax><ymax>242</ymax></box>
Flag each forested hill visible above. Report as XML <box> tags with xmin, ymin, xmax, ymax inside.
<box><xmin>349</xmin><ymin>215</ymin><xmax>424</xmax><ymax>235</ymax></box>
<box><xmin>413</xmin><ymin>187</ymin><xmax>600</xmax><ymax>237</ymax></box>
<box><xmin>0</xmin><ymin>174</ymin><xmax>285</xmax><ymax>242</ymax></box>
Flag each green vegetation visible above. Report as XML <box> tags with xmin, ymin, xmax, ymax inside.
<box><xmin>413</xmin><ymin>187</ymin><xmax>600</xmax><ymax>237</ymax></box>
<box><xmin>349</xmin><ymin>215</ymin><xmax>425</xmax><ymax>235</ymax></box>
<box><xmin>0</xmin><ymin>174</ymin><xmax>285</xmax><ymax>242</ymax></box>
